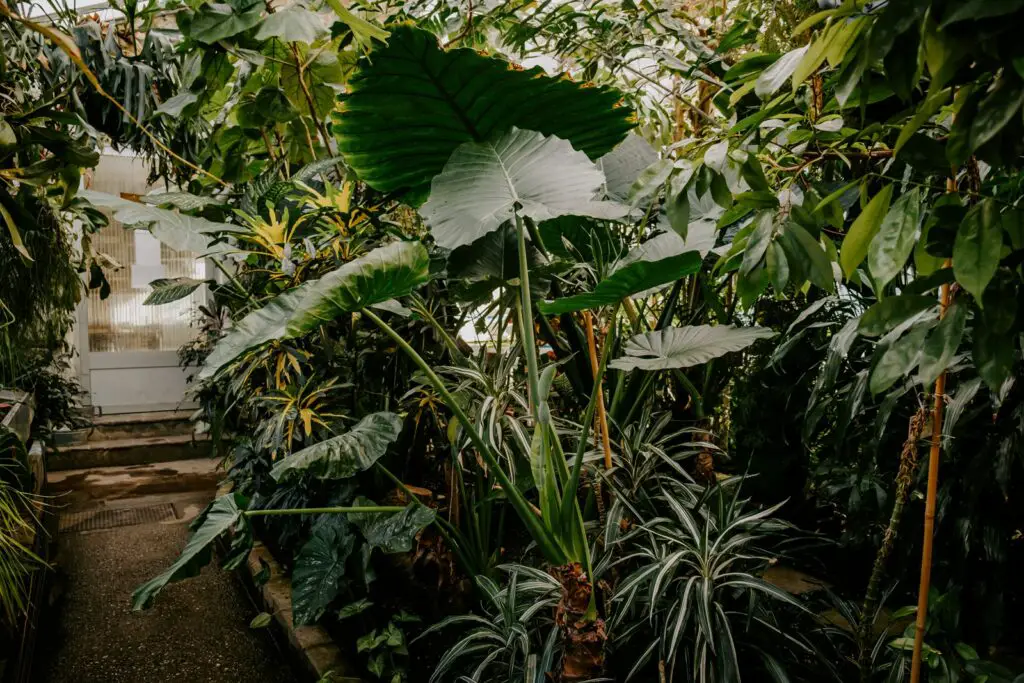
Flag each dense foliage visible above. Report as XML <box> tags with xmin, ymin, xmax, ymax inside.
<box><xmin>5</xmin><ymin>0</ymin><xmax>1024</xmax><ymax>681</ymax></box>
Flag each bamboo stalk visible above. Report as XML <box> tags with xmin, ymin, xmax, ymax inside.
<box><xmin>910</xmin><ymin>252</ymin><xmax>954</xmax><ymax>682</ymax></box>
<box><xmin>583</xmin><ymin>311</ymin><xmax>613</xmax><ymax>471</ymax></box>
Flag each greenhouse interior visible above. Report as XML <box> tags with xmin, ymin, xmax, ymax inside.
<box><xmin>2</xmin><ymin>0</ymin><xmax>1024</xmax><ymax>681</ymax></box>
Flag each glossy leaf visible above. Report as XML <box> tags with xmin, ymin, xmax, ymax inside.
<box><xmin>868</xmin><ymin>188</ymin><xmax>922</xmax><ymax>289</ymax></box>
<box><xmin>420</xmin><ymin>128</ymin><xmax>625</xmax><ymax>250</ymax></box>
<box><xmin>187</xmin><ymin>4</ymin><xmax>263</xmax><ymax>44</ymax></box>
<box><xmin>755</xmin><ymin>46</ymin><xmax>808</xmax><ymax>99</ymax></box>
<box><xmin>350</xmin><ymin>497</ymin><xmax>436</xmax><ymax>554</ymax></box>
<box><xmin>537</xmin><ymin>251</ymin><xmax>701</xmax><ymax>315</ymax></box>
<box><xmin>859</xmin><ymin>295</ymin><xmax>936</xmax><ymax>337</ymax></box>
<box><xmin>609</xmin><ymin>325</ymin><xmax>776</xmax><ymax>371</ymax></box>
<box><xmin>840</xmin><ymin>184</ymin><xmax>893</xmax><ymax>278</ymax></box>
<box><xmin>333</xmin><ymin>25</ymin><xmax>634</xmax><ymax>199</ymax></box>
<box><xmin>292</xmin><ymin>517</ymin><xmax>356</xmax><ymax>625</ymax></box>
<box><xmin>869</xmin><ymin>325</ymin><xmax>929</xmax><ymax>395</ymax></box>
<box><xmin>200</xmin><ymin>241</ymin><xmax>430</xmax><ymax>379</ymax></box>
<box><xmin>918</xmin><ymin>299</ymin><xmax>968</xmax><ymax>387</ymax></box>
<box><xmin>271</xmin><ymin>412</ymin><xmax>403</xmax><ymax>482</ymax></box>
<box><xmin>132</xmin><ymin>493</ymin><xmax>250</xmax><ymax>610</ymax></box>
<box><xmin>954</xmin><ymin>200</ymin><xmax>1004</xmax><ymax>303</ymax></box>
<box><xmin>144</xmin><ymin>277</ymin><xmax>207</xmax><ymax>306</ymax></box>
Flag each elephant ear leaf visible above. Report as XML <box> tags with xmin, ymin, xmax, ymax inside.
<box><xmin>271</xmin><ymin>412</ymin><xmax>403</xmax><ymax>483</ymax></box>
<box><xmin>350</xmin><ymin>497</ymin><xmax>436</xmax><ymax>554</ymax></box>
<box><xmin>292</xmin><ymin>517</ymin><xmax>357</xmax><ymax>626</ymax></box>
<box><xmin>610</xmin><ymin>325</ymin><xmax>777</xmax><ymax>371</ymax></box>
<box><xmin>333</xmin><ymin>24</ymin><xmax>634</xmax><ymax>200</ymax></box>
<box><xmin>200</xmin><ymin>241</ymin><xmax>430</xmax><ymax>379</ymax></box>
<box><xmin>421</xmin><ymin>127</ymin><xmax>626</xmax><ymax>250</ymax></box>
<box><xmin>132</xmin><ymin>493</ymin><xmax>251</xmax><ymax>610</ymax></box>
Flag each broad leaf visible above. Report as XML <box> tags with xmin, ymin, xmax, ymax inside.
<box><xmin>271</xmin><ymin>412</ymin><xmax>403</xmax><ymax>482</ymax></box>
<box><xmin>292</xmin><ymin>517</ymin><xmax>356</xmax><ymax>625</ymax></box>
<box><xmin>420</xmin><ymin>127</ymin><xmax>625</xmax><ymax>250</ymax></box>
<box><xmin>918</xmin><ymin>299</ymin><xmax>968</xmax><ymax>386</ymax></box>
<box><xmin>859</xmin><ymin>295</ymin><xmax>936</xmax><ymax>337</ymax></box>
<box><xmin>187</xmin><ymin>4</ymin><xmax>263</xmax><ymax>44</ymax></box>
<box><xmin>954</xmin><ymin>200</ymin><xmax>1004</xmax><ymax>303</ymax></box>
<box><xmin>333</xmin><ymin>25</ymin><xmax>634</xmax><ymax>199</ymax></box>
<box><xmin>869</xmin><ymin>325</ymin><xmax>929</xmax><ymax>394</ymax></box>
<box><xmin>132</xmin><ymin>493</ymin><xmax>250</xmax><ymax>610</ymax></box>
<box><xmin>973</xmin><ymin>323</ymin><xmax>1017</xmax><ymax>392</ymax></box>
<box><xmin>600</xmin><ymin>134</ymin><xmax>659</xmax><ymax>202</ymax></box>
<box><xmin>255</xmin><ymin>5</ymin><xmax>327</xmax><ymax>43</ymax></box>
<box><xmin>350</xmin><ymin>497</ymin><xmax>436</xmax><ymax>554</ymax></box>
<box><xmin>537</xmin><ymin>251</ymin><xmax>702</xmax><ymax>315</ymax></box>
<box><xmin>155</xmin><ymin>92</ymin><xmax>198</xmax><ymax>117</ymax></box>
<box><xmin>755</xmin><ymin>46</ymin><xmax>808</xmax><ymax>99</ymax></box>
<box><xmin>200</xmin><ymin>241</ymin><xmax>430</xmax><ymax>379</ymax></box>
<box><xmin>840</xmin><ymin>184</ymin><xmax>893</xmax><ymax>278</ymax></box>
<box><xmin>609</xmin><ymin>325</ymin><xmax>776</xmax><ymax>371</ymax></box>
<box><xmin>447</xmin><ymin>224</ymin><xmax>551</xmax><ymax>301</ymax></box>
<box><xmin>144</xmin><ymin>277</ymin><xmax>207</xmax><ymax>306</ymax></box>
<box><xmin>868</xmin><ymin>188</ymin><xmax>922</xmax><ymax>289</ymax></box>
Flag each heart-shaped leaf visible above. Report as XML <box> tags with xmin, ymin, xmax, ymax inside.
<box><xmin>420</xmin><ymin>127</ymin><xmax>626</xmax><ymax>250</ymax></box>
<box><xmin>610</xmin><ymin>325</ymin><xmax>776</xmax><ymax>371</ymax></box>
<box><xmin>350</xmin><ymin>497</ymin><xmax>436</xmax><ymax>554</ymax></box>
<box><xmin>271</xmin><ymin>412</ymin><xmax>403</xmax><ymax>482</ymax></box>
<box><xmin>292</xmin><ymin>517</ymin><xmax>356</xmax><ymax>625</ymax></box>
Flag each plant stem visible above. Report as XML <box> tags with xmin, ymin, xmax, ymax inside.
<box><xmin>583</xmin><ymin>311</ymin><xmax>613</xmax><ymax>471</ymax></box>
<box><xmin>244</xmin><ymin>506</ymin><xmax>404</xmax><ymax>517</ymax></box>
<box><xmin>362</xmin><ymin>308</ymin><xmax>566</xmax><ymax>563</ymax></box>
<box><xmin>212</xmin><ymin>258</ymin><xmax>256</xmax><ymax>306</ymax></box>
<box><xmin>910</xmin><ymin>255</ymin><xmax>954</xmax><ymax>683</ymax></box>
<box><xmin>514</xmin><ymin>209</ymin><xmax>541</xmax><ymax>418</ymax></box>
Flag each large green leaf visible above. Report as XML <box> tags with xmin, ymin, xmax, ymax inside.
<box><xmin>144</xmin><ymin>277</ymin><xmax>208</xmax><ymax>306</ymax></box>
<box><xmin>609</xmin><ymin>325</ymin><xmax>776</xmax><ymax>371</ymax></box>
<box><xmin>292</xmin><ymin>517</ymin><xmax>356</xmax><ymax>625</ymax></box>
<box><xmin>350</xmin><ymin>497</ymin><xmax>436</xmax><ymax>554</ymax></box>
<box><xmin>132</xmin><ymin>493</ymin><xmax>250</xmax><ymax>610</ymax></box>
<box><xmin>840</xmin><ymin>184</ymin><xmax>893</xmax><ymax>278</ymax></box>
<box><xmin>973</xmin><ymin>323</ymin><xmax>1017</xmax><ymax>392</ymax></box>
<box><xmin>420</xmin><ymin>127</ymin><xmax>625</xmax><ymax>250</ymax></box>
<box><xmin>255</xmin><ymin>5</ymin><xmax>327</xmax><ymax>43</ymax></box>
<box><xmin>186</xmin><ymin>4</ymin><xmax>264</xmax><ymax>44</ymax></box>
<box><xmin>332</xmin><ymin>25</ymin><xmax>634</xmax><ymax>199</ymax></box>
<box><xmin>858</xmin><ymin>295</ymin><xmax>936</xmax><ymax>337</ymax></box>
<box><xmin>599</xmin><ymin>133</ymin><xmax>659</xmax><ymax>202</ymax></box>
<box><xmin>954</xmin><ymin>199</ymin><xmax>1004</xmax><ymax>303</ymax></box>
<box><xmin>271</xmin><ymin>412</ymin><xmax>403</xmax><ymax>482</ymax></box>
<box><xmin>755</xmin><ymin>46</ymin><xmax>808</xmax><ymax>99</ymax></box>
<box><xmin>81</xmin><ymin>190</ymin><xmax>238</xmax><ymax>257</ymax></box>
<box><xmin>537</xmin><ymin>251</ymin><xmax>702</xmax><ymax>315</ymax></box>
<box><xmin>200</xmin><ymin>241</ymin><xmax>430</xmax><ymax>379</ymax></box>
<box><xmin>869</xmin><ymin>324</ymin><xmax>929</xmax><ymax>395</ymax></box>
<box><xmin>868</xmin><ymin>188</ymin><xmax>922</xmax><ymax>289</ymax></box>
<box><xmin>918</xmin><ymin>299</ymin><xmax>968</xmax><ymax>387</ymax></box>
<box><xmin>141</xmin><ymin>192</ymin><xmax>226</xmax><ymax>211</ymax></box>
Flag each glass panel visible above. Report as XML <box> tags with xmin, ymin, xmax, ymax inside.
<box><xmin>87</xmin><ymin>155</ymin><xmax>206</xmax><ymax>353</ymax></box>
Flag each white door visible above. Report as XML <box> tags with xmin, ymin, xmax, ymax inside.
<box><xmin>81</xmin><ymin>154</ymin><xmax>207</xmax><ymax>415</ymax></box>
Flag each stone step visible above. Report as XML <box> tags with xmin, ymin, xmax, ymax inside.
<box><xmin>49</xmin><ymin>433</ymin><xmax>213</xmax><ymax>471</ymax></box>
<box><xmin>88</xmin><ymin>410</ymin><xmax>195</xmax><ymax>441</ymax></box>
<box><xmin>47</xmin><ymin>458</ymin><xmax>223</xmax><ymax>508</ymax></box>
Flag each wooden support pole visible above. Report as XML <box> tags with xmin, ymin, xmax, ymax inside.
<box><xmin>583</xmin><ymin>311</ymin><xmax>613</xmax><ymax>471</ymax></box>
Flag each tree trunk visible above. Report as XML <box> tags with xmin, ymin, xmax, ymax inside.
<box><xmin>552</xmin><ymin>563</ymin><xmax>606</xmax><ymax>682</ymax></box>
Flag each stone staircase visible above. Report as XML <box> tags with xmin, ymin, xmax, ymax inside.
<box><xmin>49</xmin><ymin>410</ymin><xmax>213</xmax><ymax>471</ymax></box>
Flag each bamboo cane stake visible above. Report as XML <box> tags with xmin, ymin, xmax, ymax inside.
<box><xmin>583</xmin><ymin>311</ymin><xmax>613</xmax><ymax>471</ymax></box>
<box><xmin>910</xmin><ymin>223</ymin><xmax>956</xmax><ymax>681</ymax></box>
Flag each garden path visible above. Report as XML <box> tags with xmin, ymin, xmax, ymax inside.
<box><xmin>33</xmin><ymin>459</ymin><xmax>300</xmax><ymax>683</ymax></box>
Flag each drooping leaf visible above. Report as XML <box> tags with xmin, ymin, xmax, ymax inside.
<box><xmin>144</xmin><ymin>277</ymin><xmax>208</xmax><ymax>306</ymax></box>
<box><xmin>132</xmin><ymin>493</ymin><xmax>250</xmax><ymax>610</ymax></box>
<box><xmin>446</xmin><ymin>224</ymin><xmax>551</xmax><ymax>301</ymax></box>
<box><xmin>859</xmin><ymin>295</ymin><xmax>936</xmax><ymax>337</ymax></box>
<box><xmin>187</xmin><ymin>4</ymin><xmax>264</xmax><ymax>44</ymax></box>
<box><xmin>973</xmin><ymin>323</ymin><xmax>1017</xmax><ymax>392</ymax></box>
<box><xmin>537</xmin><ymin>251</ymin><xmax>701</xmax><ymax>315</ymax></box>
<box><xmin>332</xmin><ymin>25</ymin><xmax>634</xmax><ymax>199</ymax></box>
<box><xmin>918</xmin><ymin>299</ymin><xmax>968</xmax><ymax>387</ymax></box>
<box><xmin>292</xmin><ymin>517</ymin><xmax>356</xmax><ymax>625</ymax></box>
<box><xmin>940</xmin><ymin>0</ymin><xmax>1024</xmax><ymax>28</ymax></box>
<box><xmin>200</xmin><ymin>241</ymin><xmax>430</xmax><ymax>379</ymax></box>
<box><xmin>350</xmin><ymin>497</ymin><xmax>436</xmax><ymax>554</ymax></box>
<box><xmin>154</xmin><ymin>92</ymin><xmax>198</xmax><ymax>117</ymax></box>
<box><xmin>840</xmin><ymin>184</ymin><xmax>893</xmax><ymax>277</ymax></box>
<box><xmin>954</xmin><ymin>200</ymin><xmax>1004</xmax><ymax>303</ymax></box>
<box><xmin>609</xmin><ymin>325</ymin><xmax>776</xmax><ymax>371</ymax></box>
<box><xmin>599</xmin><ymin>133</ymin><xmax>659</xmax><ymax>202</ymax></box>
<box><xmin>323</xmin><ymin>0</ymin><xmax>389</xmax><ymax>48</ymax></box>
<box><xmin>967</xmin><ymin>72</ymin><xmax>1024</xmax><ymax>152</ymax></box>
<box><xmin>420</xmin><ymin>128</ymin><xmax>625</xmax><ymax>250</ymax></box>
<box><xmin>271</xmin><ymin>412</ymin><xmax>403</xmax><ymax>482</ymax></box>
<box><xmin>255</xmin><ymin>5</ymin><xmax>327</xmax><ymax>43</ymax></box>
<box><xmin>141</xmin><ymin>192</ymin><xmax>226</xmax><ymax>211</ymax></box>
<box><xmin>869</xmin><ymin>325</ymin><xmax>929</xmax><ymax>394</ymax></box>
<box><xmin>755</xmin><ymin>46</ymin><xmax>808</xmax><ymax>99</ymax></box>
<box><xmin>868</xmin><ymin>188</ymin><xmax>922</xmax><ymax>289</ymax></box>
<box><xmin>627</xmin><ymin>159</ymin><xmax>674</xmax><ymax>207</ymax></box>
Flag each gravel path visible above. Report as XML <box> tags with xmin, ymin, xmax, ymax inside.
<box><xmin>34</xmin><ymin>492</ymin><xmax>300</xmax><ymax>683</ymax></box>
